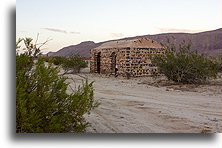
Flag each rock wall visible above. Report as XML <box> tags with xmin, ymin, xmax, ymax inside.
<box><xmin>90</xmin><ymin>47</ymin><xmax>165</xmax><ymax>77</ymax></box>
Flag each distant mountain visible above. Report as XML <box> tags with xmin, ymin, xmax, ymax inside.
<box><xmin>46</xmin><ymin>51</ymin><xmax>56</xmax><ymax>56</ymax></box>
<box><xmin>51</xmin><ymin>41</ymin><xmax>102</xmax><ymax>58</ymax></box>
<box><xmin>50</xmin><ymin>28</ymin><xmax>222</xmax><ymax>58</ymax></box>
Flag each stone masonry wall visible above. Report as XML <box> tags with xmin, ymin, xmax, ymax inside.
<box><xmin>90</xmin><ymin>47</ymin><xmax>165</xmax><ymax>77</ymax></box>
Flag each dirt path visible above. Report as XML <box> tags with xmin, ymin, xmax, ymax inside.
<box><xmin>66</xmin><ymin>73</ymin><xmax>221</xmax><ymax>133</ymax></box>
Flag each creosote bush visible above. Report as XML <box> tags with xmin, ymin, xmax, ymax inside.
<box><xmin>16</xmin><ymin>38</ymin><xmax>99</xmax><ymax>133</ymax></box>
<box><xmin>50</xmin><ymin>55</ymin><xmax>87</xmax><ymax>74</ymax></box>
<box><xmin>62</xmin><ymin>55</ymin><xmax>88</xmax><ymax>74</ymax></box>
<box><xmin>51</xmin><ymin>56</ymin><xmax>66</xmax><ymax>66</ymax></box>
<box><xmin>151</xmin><ymin>41</ymin><xmax>221</xmax><ymax>84</ymax></box>
<box><xmin>217</xmin><ymin>58</ymin><xmax>221</xmax><ymax>70</ymax></box>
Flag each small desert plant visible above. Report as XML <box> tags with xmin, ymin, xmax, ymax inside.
<box><xmin>151</xmin><ymin>41</ymin><xmax>220</xmax><ymax>84</ymax></box>
<box><xmin>217</xmin><ymin>55</ymin><xmax>222</xmax><ymax>72</ymax></box>
<box><xmin>16</xmin><ymin>38</ymin><xmax>99</xmax><ymax>133</ymax></box>
<box><xmin>51</xmin><ymin>56</ymin><xmax>66</xmax><ymax>65</ymax></box>
<box><xmin>41</xmin><ymin>57</ymin><xmax>52</xmax><ymax>63</ymax></box>
<box><xmin>62</xmin><ymin>55</ymin><xmax>87</xmax><ymax>74</ymax></box>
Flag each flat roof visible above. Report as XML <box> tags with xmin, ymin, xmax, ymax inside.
<box><xmin>93</xmin><ymin>38</ymin><xmax>164</xmax><ymax>50</ymax></box>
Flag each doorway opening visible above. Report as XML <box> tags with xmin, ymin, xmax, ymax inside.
<box><xmin>110</xmin><ymin>52</ymin><xmax>117</xmax><ymax>75</ymax></box>
<box><xmin>96</xmin><ymin>52</ymin><xmax>101</xmax><ymax>73</ymax></box>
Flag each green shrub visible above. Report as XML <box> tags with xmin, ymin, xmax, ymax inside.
<box><xmin>62</xmin><ymin>55</ymin><xmax>87</xmax><ymax>74</ymax></box>
<box><xmin>41</xmin><ymin>57</ymin><xmax>52</xmax><ymax>63</ymax></box>
<box><xmin>52</xmin><ymin>56</ymin><xmax>66</xmax><ymax>65</ymax></box>
<box><xmin>151</xmin><ymin>41</ymin><xmax>220</xmax><ymax>84</ymax></box>
<box><xmin>213</xmin><ymin>57</ymin><xmax>222</xmax><ymax>72</ymax></box>
<box><xmin>16</xmin><ymin>38</ymin><xmax>99</xmax><ymax>133</ymax></box>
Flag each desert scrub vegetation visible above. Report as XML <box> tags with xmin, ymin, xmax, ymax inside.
<box><xmin>51</xmin><ymin>56</ymin><xmax>66</xmax><ymax>66</ymax></box>
<box><xmin>61</xmin><ymin>55</ymin><xmax>88</xmax><ymax>74</ymax></box>
<box><xmin>151</xmin><ymin>40</ymin><xmax>221</xmax><ymax>84</ymax></box>
<box><xmin>216</xmin><ymin>55</ymin><xmax>222</xmax><ymax>73</ymax></box>
<box><xmin>16</xmin><ymin>38</ymin><xmax>99</xmax><ymax>133</ymax></box>
<box><xmin>49</xmin><ymin>55</ymin><xmax>87</xmax><ymax>74</ymax></box>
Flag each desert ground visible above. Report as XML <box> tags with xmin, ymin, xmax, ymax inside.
<box><xmin>65</xmin><ymin>69</ymin><xmax>221</xmax><ymax>133</ymax></box>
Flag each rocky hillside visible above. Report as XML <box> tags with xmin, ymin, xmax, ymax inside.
<box><xmin>50</xmin><ymin>41</ymin><xmax>102</xmax><ymax>58</ymax></box>
<box><xmin>50</xmin><ymin>28</ymin><xmax>222</xmax><ymax>58</ymax></box>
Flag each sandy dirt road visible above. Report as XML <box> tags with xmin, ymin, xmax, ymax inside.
<box><xmin>66</xmin><ymin>73</ymin><xmax>221</xmax><ymax>133</ymax></box>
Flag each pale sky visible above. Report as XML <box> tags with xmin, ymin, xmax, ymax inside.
<box><xmin>16</xmin><ymin>0</ymin><xmax>222</xmax><ymax>53</ymax></box>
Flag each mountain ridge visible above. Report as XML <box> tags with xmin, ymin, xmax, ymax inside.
<box><xmin>50</xmin><ymin>28</ymin><xmax>222</xmax><ymax>58</ymax></box>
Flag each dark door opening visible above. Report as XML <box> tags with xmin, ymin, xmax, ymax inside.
<box><xmin>96</xmin><ymin>52</ymin><xmax>101</xmax><ymax>73</ymax></box>
<box><xmin>110</xmin><ymin>52</ymin><xmax>117</xmax><ymax>75</ymax></box>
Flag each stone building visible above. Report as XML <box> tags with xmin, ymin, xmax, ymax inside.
<box><xmin>90</xmin><ymin>38</ymin><xmax>165</xmax><ymax>77</ymax></box>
